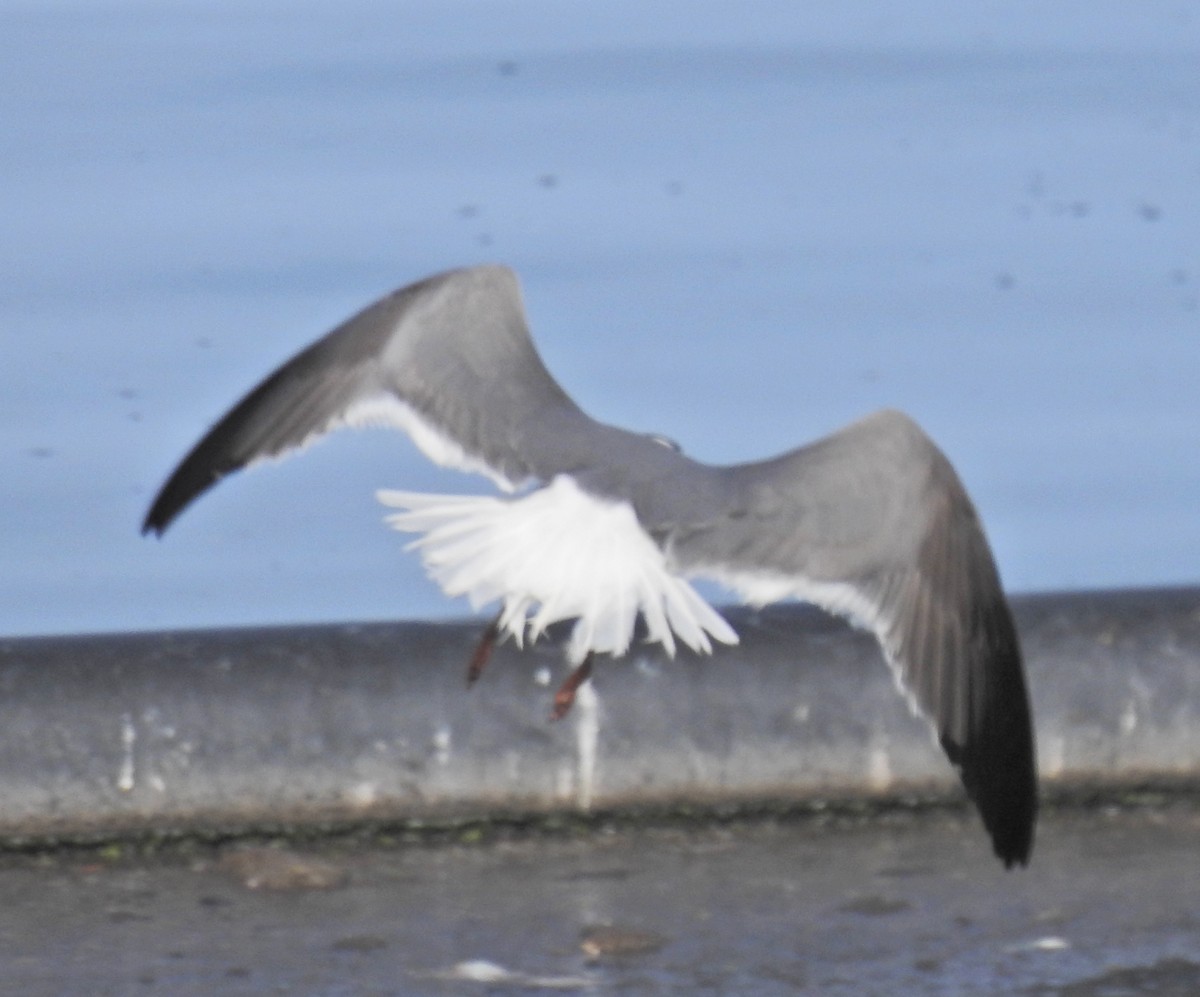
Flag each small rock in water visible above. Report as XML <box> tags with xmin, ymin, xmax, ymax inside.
<box><xmin>216</xmin><ymin>846</ymin><xmax>348</xmax><ymax>891</ymax></box>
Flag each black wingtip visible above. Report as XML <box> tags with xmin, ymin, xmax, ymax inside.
<box><xmin>140</xmin><ymin>506</ymin><xmax>170</xmax><ymax>538</ymax></box>
<box><xmin>140</xmin><ymin>457</ymin><xmax>229</xmax><ymax>539</ymax></box>
<box><xmin>941</xmin><ymin>711</ymin><xmax>1038</xmax><ymax>870</ymax></box>
<box><xmin>140</xmin><ymin>474</ymin><xmax>191</xmax><ymax>538</ymax></box>
<box><xmin>141</xmin><ymin>489</ymin><xmax>172</xmax><ymax>537</ymax></box>
<box><xmin>995</xmin><ymin>813</ymin><xmax>1036</xmax><ymax>869</ymax></box>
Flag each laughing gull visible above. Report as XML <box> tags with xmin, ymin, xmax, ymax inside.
<box><xmin>143</xmin><ymin>264</ymin><xmax>1037</xmax><ymax>867</ymax></box>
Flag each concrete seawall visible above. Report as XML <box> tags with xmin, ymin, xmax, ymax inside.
<box><xmin>1</xmin><ymin>587</ymin><xmax>1197</xmax><ymax>843</ymax></box>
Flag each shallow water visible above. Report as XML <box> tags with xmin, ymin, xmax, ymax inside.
<box><xmin>2</xmin><ymin>806</ymin><xmax>1198</xmax><ymax>996</ymax></box>
<box><xmin>3</xmin><ymin>2</ymin><xmax>1198</xmax><ymax>636</ymax></box>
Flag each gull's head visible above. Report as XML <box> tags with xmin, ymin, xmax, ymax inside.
<box><xmin>646</xmin><ymin>433</ymin><xmax>682</xmax><ymax>454</ymax></box>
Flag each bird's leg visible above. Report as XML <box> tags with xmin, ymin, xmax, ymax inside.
<box><xmin>466</xmin><ymin>613</ymin><xmax>503</xmax><ymax>688</ymax></box>
<box><xmin>550</xmin><ymin>652</ymin><xmax>594</xmax><ymax>721</ymax></box>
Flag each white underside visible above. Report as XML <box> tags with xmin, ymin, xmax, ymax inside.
<box><xmin>704</xmin><ymin>566</ymin><xmax>877</xmax><ymax>626</ymax></box>
<box><xmin>702</xmin><ymin>564</ymin><xmax>921</xmax><ymax>720</ymax></box>
<box><xmin>378</xmin><ymin>475</ymin><xmax>739</xmax><ymax>664</ymax></box>
<box><xmin>342</xmin><ymin>394</ymin><xmax>523</xmax><ymax>492</ymax></box>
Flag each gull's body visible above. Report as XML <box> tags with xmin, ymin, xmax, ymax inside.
<box><xmin>143</xmin><ymin>264</ymin><xmax>1037</xmax><ymax>867</ymax></box>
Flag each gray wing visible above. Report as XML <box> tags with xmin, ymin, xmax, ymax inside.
<box><xmin>143</xmin><ymin>265</ymin><xmax>596</xmax><ymax>534</ymax></box>
<box><xmin>665</xmin><ymin>410</ymin><xmax>1037</xmax><ymax>867</ymax></box>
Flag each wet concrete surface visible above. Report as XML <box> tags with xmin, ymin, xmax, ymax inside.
<box><xmin>2</xmin><ymin>804</ymin><xmax>1197</xmax><ymax>996</ymax></box>
<box><xmin>3</xmin><ymin>588</ymin><xmax>1199</xmax><ymax>843</ymax></box>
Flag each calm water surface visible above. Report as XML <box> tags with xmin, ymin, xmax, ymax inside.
<box><xmin>3</xmin><ymin>2</ymin><xmax>1197</xmax><ymax>636</ymax></box>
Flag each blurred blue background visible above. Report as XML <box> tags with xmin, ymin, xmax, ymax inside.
<box><xmin>3</xmin><ymin>1</ymin><xmax>1197</xmax><ymax>637</ymax></box>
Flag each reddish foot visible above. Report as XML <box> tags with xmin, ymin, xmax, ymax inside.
<box><xmin>550</xmin><ymin>654</ymin><xmax>594</xmax><ymax>721</ymax></box>
<box><xmin>465</xmin><ymin>615</ymin><xmax>501</xmax><ymax>688</ymax></box>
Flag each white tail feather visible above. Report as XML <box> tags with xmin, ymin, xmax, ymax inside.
<box><xmin>378</xmin><ymin>475</ymin><xmax>739</xmax><ymax>664</ymax></box>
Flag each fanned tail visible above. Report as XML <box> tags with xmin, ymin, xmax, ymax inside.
<box><xmin>377</xmin><ymin>477</ymin><xmax>739</xmax><ymax>663</ymax></box>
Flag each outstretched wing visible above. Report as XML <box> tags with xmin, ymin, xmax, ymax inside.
<box><xmin>666</xmin><ymin>410</ymin><xmax>1037</xmax><ymax>867</ymax></box>
<box><xmin>142</xmin><ymin>265</ymin><xmax>594</xmax><ymax>535</ymax></box>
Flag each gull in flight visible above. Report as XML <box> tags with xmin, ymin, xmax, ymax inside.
<box><xmin>143</xmin><ymin>265</ymin><xmax>1037</xmax><ymax>867</ymax></box>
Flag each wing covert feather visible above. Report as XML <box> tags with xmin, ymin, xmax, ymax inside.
<box><xmin>667</xmin><ymin>410</ymin><xmax>1036</xmax><ymax>865</ymax></box>
<box><xmin>142</xmin><ymin>266</ymin><xmax>590</xmax><ymax>534</ymax></box>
